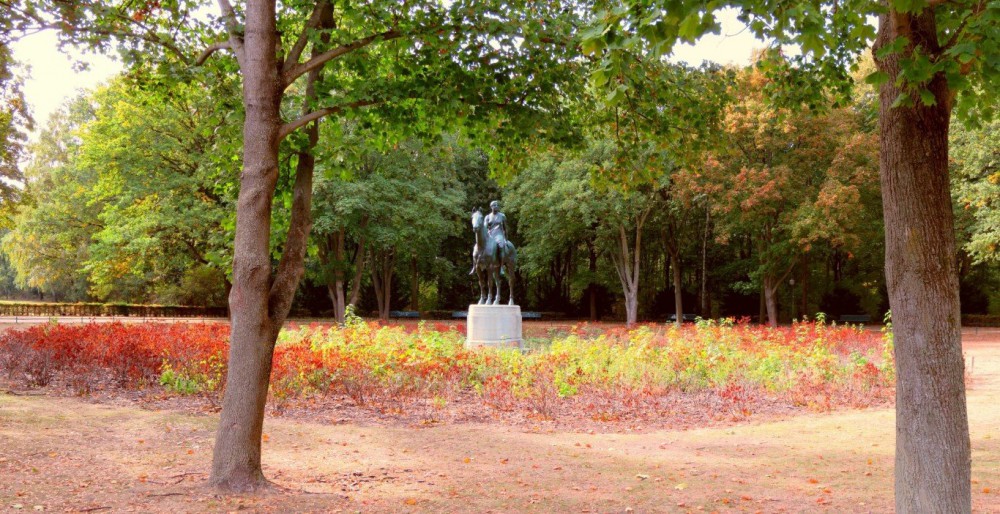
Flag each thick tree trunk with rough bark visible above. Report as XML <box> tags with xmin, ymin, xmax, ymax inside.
<box><xmin>208</xmin><ymin>0</ymin><xmax>282</xmax><ymax>491</ymax></box>
<box><xmin>209</xmin><ymin>0</ymin><xmax>327</xmax><ymax>490</ymax></box>
<box><xmin>875</xmin><ymin>8</ymin><xmax>970</xmax><ymax>512</ymax></box>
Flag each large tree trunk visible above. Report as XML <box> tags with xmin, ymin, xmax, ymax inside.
<box><xmin>210</xmin><ymin>0</ymin><xmax>327</xmax><ymax>490</ymax></box>
<box><xmin>875</xmin><ymin>8</ymin><xmax>970</xmax><ymax>511</ymax></box>
<box><xmin>208</xmin><ymin>0</ymin><xmax>282</xmax><ymax>491</ymax></box>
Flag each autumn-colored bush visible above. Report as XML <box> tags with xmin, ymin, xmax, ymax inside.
<box><xmin>0</xmin><ymin>318</ymin><xmax>895</xmax><ymax>419</ymax></box>
<box><xmin>0</xmin><ymin>322</ymin><xmax>228</xmax><ymax>392</ymax></box>
<box><xmin>274</xmin><ymin>318</ymin><xmax>894</xmax><ymax>415</ymax></box>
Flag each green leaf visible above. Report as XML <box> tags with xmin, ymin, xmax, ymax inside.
<box><xmin>876</xmin><ymin>36</ymin><xmax>910</xmax><ymax>60</ymax></box>
<box><xmin>918</xmin><ymin>89</ymin><xmax>937</xmax><ymax>106</ymax></box>
<box><xmin>864</xmin><ymin>70</ymin><xmax>890</xmax><ymax>86</ymax></box>
<box><xmin>678</xmin><ymin>11</ymin><xmax>702</xmax><ymax>40</ymax></box>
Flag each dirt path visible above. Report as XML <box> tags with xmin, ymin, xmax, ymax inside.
<box><xmin>2</xmin><ymin>330</ymin><xmax>999</xmax><ymax>513</ymax></box>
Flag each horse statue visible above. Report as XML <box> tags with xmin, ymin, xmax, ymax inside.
<box><xmin>471</xmin><ymin>208</ymin><xmax>517</xmax><ymax>305</ymax></box>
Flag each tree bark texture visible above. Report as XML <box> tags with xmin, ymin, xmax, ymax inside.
<box><xmin>763</xmin><ymin>277</ymin><xmax>778</xmax><ymax>328</ymax></box>
<box><xmin>210</xmin><ymin>0</ymin><xmax>330</xmax><ymax>491</ymax></box>
<box><xmin>209</xmin><ymin>0</ymin><xmax>282</xmax><ymax>491</ymax></box>
<box><xmin>875</xmin><ymin>7</ymin><xmax>970</xmax><ymax>512</ymax></box>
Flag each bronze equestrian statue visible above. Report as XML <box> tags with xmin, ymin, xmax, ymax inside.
<box><xmin>470</xmin><ymin>201</ymin><xmax>517</xmax><ymax>305</ymax></box>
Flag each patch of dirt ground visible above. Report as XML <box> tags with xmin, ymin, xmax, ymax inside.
<box><xmin>1</xmin><ymin>328</ymin><xmax>999</xmax><ymax>513</ymax></box>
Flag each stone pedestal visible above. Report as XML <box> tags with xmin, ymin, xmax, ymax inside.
<box><xmin>466</xmin><ymin>304</ymin><xmax>522</xmax><ymax>349</ymax></box>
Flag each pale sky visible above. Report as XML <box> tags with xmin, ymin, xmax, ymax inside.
<box><xmin>11</xmin><ymin>31</ymin><xmax>122</xmax><ymax>136</ymax></box>
<box><xmin>9</xmin><ymin>8</ymin><xmax>772</xmax><ymax>139</ymax></box>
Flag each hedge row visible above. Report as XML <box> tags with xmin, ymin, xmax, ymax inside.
<box><xmin>963</xmin><ymin>314</ymin><xmax>1000</xmax><ymax>327</ymax></box>
<box><xmin>0</xmin><ymin>301</ymin><xmax>227</xmax><ymax>318</ymax></box>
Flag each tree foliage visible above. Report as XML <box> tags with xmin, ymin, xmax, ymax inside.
<box><xmin>3</xmin><ymin>76</ymin><xmax>237</xmax><ymax>305</ymax></box>
<box><xmin>0</xmin><ymin>43</ymin><xmax>31</xmax><ymax>218</ymax></box>
<box><xmin>952</xmin><ymin>118</ymin><xmax>1000</xmax><ymax>264</ymax></box>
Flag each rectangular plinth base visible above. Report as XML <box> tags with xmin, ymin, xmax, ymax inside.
<box><xmin>466</xmin><ymin>304</ymin><xmax>522</xmax><ymax>349</ymax></box>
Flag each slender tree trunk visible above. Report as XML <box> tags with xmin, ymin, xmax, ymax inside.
<box><xmin>409</xmin><ymin>256</ymin><xmax>418</xmax><ymax>311</ymax></box>
<box><xmin>700</xmin><ymin>208</ymin><xmax>709</xmax><ymax>317</ymax></box>
<box><xmin>371</xmin><ymin>249</ymin><xmax>395</xmax><ymax>320</ymax></box>
<box><xmin>611</xmin><ymin>209</ymin><xmax>650</xmax><ymax>327</ymax></box>
<box><xmin>347</xmin><ymin>216</ymin><xmax>369</xmax><ymax>309</ymax></box>
<box><xmin>587</xmin><ymin>241</ymin><xmax>598</xmax><ymax>321</ymax></box>
<box><xmin>763</xmin><ymin>278</ymin><xmax>778</xmax><ymax>328</ymax></box>
<box><xmin>328</xmin><ymin>230</ymin><xmax>346</xmax><ymax>323</ymax></box>
<box><xmin>875</xmin><ymin>8</ymin><xmax>969</xmax><ymax>511</ymax></box>
<box><xmin>800</xmin><ymin>255</ymin><xmax>809</xmax><ymax>319</ymax></box>
<box><xmin>758</xmin><ymin>288</ymin><xmax>766</xmax><ymax>324</ymax></box>
<box><xmin>670</xmin><ymin>249</ymin><xmax>683</xmax><ymax>326</ymax></box>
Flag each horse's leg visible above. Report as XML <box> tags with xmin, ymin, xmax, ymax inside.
<box><xmin>484</xmin><ymin>266</ymin><xmax>493</xmax><ymax>304</ymax></box>
<box><xmin>486</xmin><ymin>266</ymin><xmax>500</xmax><ymax>305</ymax></box>
<box><xmin>492</xmin><ymin>267</ymin><xmax>501</xmax><ymax>305</ymax></box>
<box><xmin>506</xmin><ymin>262</ymin><xmax>515</xmax><ymax>305</ymax></box>
<box><xmin>476</xmin><ymin>268</ymin><xmax>486</xmax><ymax>304</ymax></box>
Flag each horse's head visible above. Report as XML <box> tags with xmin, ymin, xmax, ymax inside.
<box><xmin>471</xmin><ymin>208</ymin><xmax>483</xmax><ymax>231</ymax></box>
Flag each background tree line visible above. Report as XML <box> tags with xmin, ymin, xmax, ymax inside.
<box><xmin>2</xmin><ymin>58</ymin><xmax>997</xmax><ymax>325</ymax></box>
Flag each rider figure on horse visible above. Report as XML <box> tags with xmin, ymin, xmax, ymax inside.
<box><xmin>470</xmin><ymin>200</ymin><xmax>507</xmax><ymax>274</ymax></box>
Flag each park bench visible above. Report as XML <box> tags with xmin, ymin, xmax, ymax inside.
<box><xmin>839</xmin><ymin>314</ymin><xmax>871</xmax><ymax>324</ymax></box>
<box><xmin>389</xmin><ymin>310</ymin><xmax>420</xmax><ymax>319</ymax></box>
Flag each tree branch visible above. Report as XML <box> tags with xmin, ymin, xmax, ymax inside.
<box><xmin>281</xmin><ymin>28</ymin><xmax>402</xmax><ymax>89</ymax></box>
<box><xmin>942</xmin><ymin>2</ymin><xmax>985</xmax><ymax>51</ymax></box>
<box><xmin>278</xmin><ymin>99</ymin><xmax>379</xmax><ymax>140</ymax></box>
<box><xmin>282</xmin><ymin>2</ymin><xmax>328</xmax><ymax>73</ymax></box>
<box><xmin>215</xmin><ymin>0</ymin><xmax>246</xmax><ymax>64</ymax></box>
<box><xmin>195</xmin><ymin>41</ymin><xmax>232</xmax><ymax>65</ymax></box>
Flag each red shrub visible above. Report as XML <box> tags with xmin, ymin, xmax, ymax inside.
<box><xmin>0</xmin><ymin>322</ymin><xmax>229</xmax><ymax>390</ymax></box>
